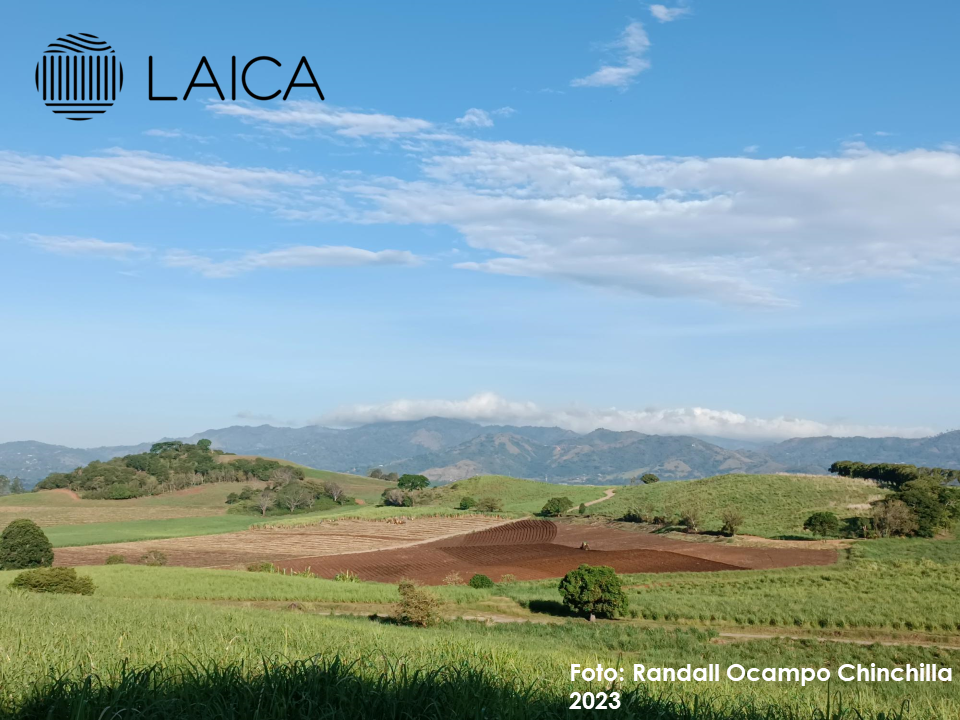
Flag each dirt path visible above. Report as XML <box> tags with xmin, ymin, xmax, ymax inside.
<box><xmin>584</xmin><ymin>489</ymin><xmax>615</xmax><ymax>507</ymax></box>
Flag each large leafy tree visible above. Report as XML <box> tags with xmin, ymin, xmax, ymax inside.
<box><xmin>803</xmin><ymin>511</ymin><xmax>840</xmax><ymax>538</ymax></box>
<box><xmin>397</xmin><ymin>474</ymin><xmax>430</xmax><ymax>491</ymax></box>
<box><xmin>0</xmin><ymin>519</ymin><xmax>54</xmax><ymax>570</ymax></box>
<box><xmin>559</xmin><ymin>564</ymin><xmax>628</xmax><ymax>621</ymax></box>
<box><xmin>541</xmin><ymin>497</ymin><xmax>574</xmax><ymax>516</ymax></box>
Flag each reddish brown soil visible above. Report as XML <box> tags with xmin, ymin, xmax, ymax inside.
<box><xmin>48</xmin><ymin>488</ymin><xmax>81</xmax><ymax>501</ymax></box>
<box><xmin>277</xmin><ymin>519</ymin><xmax>836</xmax><ymax>584</ymax></box>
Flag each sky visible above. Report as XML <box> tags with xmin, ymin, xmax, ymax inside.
<box><xmin>2</xmin><ymin>0</ymin><xmax>960</xmax><ymax>447</ymax></box>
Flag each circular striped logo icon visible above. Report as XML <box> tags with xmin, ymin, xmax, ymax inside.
<box><xmin>35</xmin><ymin>33</ymin><xmax>123</xmax><ymax>121</ymax></box>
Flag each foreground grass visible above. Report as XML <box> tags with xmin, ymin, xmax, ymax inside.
<box><xmin>593</xmin><ymin>474</ymin><xmax>886</xmax><ymax>538</ymax></box>
<box><xmin>0</xmin><ymin>588</ymin><xmax>956</xmax><ymax>718</ymax></box>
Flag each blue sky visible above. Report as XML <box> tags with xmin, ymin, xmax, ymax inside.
<box><xmin>2</xmin><ymin>0</ymin><xmax>959</xmax><ymax>446</ymax></box>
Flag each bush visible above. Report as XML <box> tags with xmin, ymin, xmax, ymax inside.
<box><xmin>382</xmin><ymin>489</ymin><xmax>406</xmax><ymax>507</ymax></box>
<box><xmin>640</xmin><ymin>473</ymin><xmax>660</xmax><ymax>484</ymax></box>
<box><xmin>334</xmin><ymin>570</ymin><xmax>360</xmax><ymax>583</ymax></box>
<box><xmin>578</xmin><ymin>502</ymin><xmax>587</xmax><ymax>515</ymax></box>
<box><xmin>458</xmin><ymin>496</ymin><xmax>477</xmax><ymax>510</ymax></box>
<box><xmin>679</xmin><ymin>507</ymin><xmax>702</xmax><ymax>534</ymax></box>
<box><xmin>104</xmin><ymin>555</ymin><xmax>126</xmax><ymax>565</ymax></box>
<box><xmin>0</xmin><ymin>519</ymin><xmax>54</xmax><ymax>570</ymax></box>
<box><xmin>246</xmin><ymin>561</ymin><xmax>275</xmax><ymax>573</ymax></box>
<box><xmin>541</xmin><ymin>497</ymin><xmax>574</xmax><ymax>517</ymax></box>
<box><xmin>803</xmin><ymin>511</ymin><xmax>840</xmax><ymax>538</ymax></box>
<box><xmin>225</xmin><ymin>492</ymin><xmax>240</xmax><ymax>505</ymax></box>
<box><xmin>468</xmin><ymin>573</ymin><xmax>495</xmax><ymax>589</ymax></box>
<box><xmin>141</xmin><ymin>550</ymin><xmax>168</xmax><ymax>567</ymax></box>
<box><xmin>443</xmin><ymin>571</ymin><xmax>463</xmax><ymax>585</ymax></box>
<box><xmin>475</xmin><ymin>497</ymin><xmax>502</xmax><ymax>512</ymax></box>
<box><xmin>558</xmin><ymin>564</ymin><xmax>628</xmax><ymax>620</ymax></box>
<box><xmin>395</xmin><ymin>580</ymin><xmax>442</xmax><ymax>627</ymax></box>
<box><xmin>238</xmin><ymin>486</ymin><xmax>255</xmax><ymax>501</ymax></box>
<box><xmin>10</xmin><ymin>567</ymin><xmax>94</xmax><ymax>595</ymax></box>
<box><xmin>720</xmin><ymin>509</ymin><xmax>744</xmax><ymax>537</ymax></box>
<box><xmin>499</xmin><ymin>573</ymin><xmax>517</xmax><ymax>584</ymax></box>
<box><xmin>621</xmin><ymin>507</ymin><xmax>647</xmax><ymax>523</ymax></box>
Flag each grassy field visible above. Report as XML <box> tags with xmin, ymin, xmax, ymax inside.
<box><xmin>431</xmin><ymin>475</ymin><xmax>610</xmax><ymax>514</ymax></box>
<box><xmin>592</xmin><ymin>473</ymin><xmax>886</xmax><ymax>538</ymax></box>
<box><xmin>0</xmin><ymin>561</ymin><xmax>958</xmax><ymax>718</ymax></box>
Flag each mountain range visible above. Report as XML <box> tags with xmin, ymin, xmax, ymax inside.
<box><xmin>3</xmin><ymin>418</ymin><xmax>959</xmax><ymax>486</ymax></box>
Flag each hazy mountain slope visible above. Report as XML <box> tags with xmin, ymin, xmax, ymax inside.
<box><xmin>761</xmin><ymin>431</ymin><xmax>960</xmax><ymax>473</ymax></box>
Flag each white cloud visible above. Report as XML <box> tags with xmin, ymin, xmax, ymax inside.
<box><xmin>572</xmin><ymin>22</ymin><xmax>651</xmax><ymax>90</ymax></box>
<box><xmin>456</xmin><ymin>109</ymin><xmax>494</xmax><ymax>128</ymax></box>
<box><xmin>318</xmin><ymin>392</ymin><xmax>934</xmax><ymax>440</ymax></box>
<box><xmin>207</xmin><ymin>101</ymin><xmax>433</xmax><ymax>138</ymax></box>
<box><xmin>164</xmin><ymin>245</ymin><xmax>421</xmax><ymax>278</ymax></box>
<box><xmin>650</xmin><ymin>4</ymin><xmax>691</xmax><ymax>22</ymax></box>
<box><xmin>143</xmin><ymin>129</ymin><xmax>211</xmax><ymax>143</ymax></box>
<box><xmin>26</xmin><ymin>234</ymin><xmax>147</xmax><ymax>260</ymax></box>
<box><xmin>0</xmin><ymin>149</ymin><xmax>320</xmax><ymax>206</ymax></box>
<box><xmin>347</xmin><ymin>141</ymin><xmax>960</xmax><ymax>305</ymax></box>
<box><xmin>743</xmin><ymin>144</ymin><xmax>759</xmax><ymax>154</ymax></box>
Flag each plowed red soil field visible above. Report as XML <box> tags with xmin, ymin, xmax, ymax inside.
<box><xmin>277</xmin><ymin>519</ymin><xmax>837</xmax><ymax>584</ymax></box>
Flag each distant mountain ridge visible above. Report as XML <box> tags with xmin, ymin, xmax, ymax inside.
<box><xmin>2</xmin><ymin>419</ymin><xmax>958</xmax><ymax>486</ymax></box>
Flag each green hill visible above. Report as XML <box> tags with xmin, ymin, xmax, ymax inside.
<box><xmin>592</xmin><ymin>473</ymin><xmax>888</xmax><ymax>537</ymax></box>
<box><xmin>432</xmin><ymin>475</ymin><xmax>609</xmax><ymax>514</ymax></box>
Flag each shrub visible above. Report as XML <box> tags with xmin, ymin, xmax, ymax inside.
<box><xmin>141</xmin><ymin>550</ymin><xmax>168</xmax><ymax>567</ymax></box>
<box><xmin>104</xmin><ymin>555</ymin><xmax>126</xmax><ymax>565</ymax></box>
<box><xmin>578</xmin><ymin>502</ymin><xmax>587</xmax><ymax>515</ymax></box>
<box><xmin>621</xmin><ymin>507</ymin><xmax>647</xmax><ymax>523</ymax></box>
<box><xmin>382</xmin><ymin>489</ymin><xmax>405</xmax><ymax>507</ymax></box>
<box><xmin>499</xmin><ymin>573</ymin><xmax>517</xmax><ymax>584</ymax></box>
<box><xmin>475</xmin><ymin>497</ymin><xmax>502</xmax><ymax>512</ymax></box>
<box><xmin>395</xmin><ymin>580</ymin><xmax>442</xmax><ymax>627</ymax></box>
<box><xmin>225</xmin><ymin>492</ymin><xmax>240</xmax><ymax>505</ymax></box>
<box><xmin>541</xmin><ymin>497</ymin><xmax>574</xmax><ymax>517</ymax></box>
<box><xmin>640</xmin><ymin>473</ymin><xmax>660</xmax><ymax>484</ymax></box>
<box><xmin>443</xmin><ymin>571</ymin><xmax>463</xmax><ymax>585</ymax></box>
<box><xmin>558</xmin><ymin>564</ymin><xmax>628</xmax><ymax>620</ymax></box>
<box><xmin>679</xmin><ymin>507</ymin><xmax>702</xmax><ymax>534</ymax></box>
<box><xmin>468</xmin><ymin>573</ymin><xmax>495</xmax><ymax>589</ymax></box>
<box><xmin>10</xmin><ymin>567</ymin><xmax>94</xmax><ymax>595</ymax></box>
<box><xmin>720</xmin><ymin>509</ymin><xmax>744</xmax><ymax>537</ymax></box>
<box><xmin>334</xmin><ymin>570</ymin><xmax>360</xmax><ymax>583</ymax></box>
<box><xmin>368</xmin><ymin>468</ymin><xmax>384</xmax><ymax>479</ymax></box>
<box><xmin>0</xmin><ymin>519</ymin><xmax>54</xmax><ymax>570</ymax></box>
<box><xmin>804</xmin><ymin>511</ymin><xmax>840</xmax><ymax>538</ymax></box>
<box><xmin>237</xmin><ymin>486</ymin><xmax>255</xmax><ymax>501</ymax></box>
<box><xmin>458</xmin><ymin>496</ymin><xmax>477</xmax><ymax>510</ymax></box>
<box><xmin>247</xmin><ymin>561</ymin><xmax>275</xmax><ymax>573</ymax></box>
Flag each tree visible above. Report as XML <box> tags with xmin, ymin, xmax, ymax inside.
<box><xmin>384</xmin><ymin>472</ymin><xmax>399</xmax><ymax>483</ymax></box>
<box><xmin>872</xmin><ymin>500</ymin><xmax>918</xmax><ymax>538</ymax></box>
<box><xmin>197</xmin><ymin>439</ymin><xmax>212</xmax><ymax>452</ymax></box>
<box><xmin>323</xmin><ymin>482</ymin><xmax>346</xmax><ymax>504</ymax></box>
<box><xmin>0</xmin><ymin>475</ymin><xmax>10</xmax><ymax>496</ymax></box>
<box><xmin>468</xmin><ymin>573</ymin><xmax>495</xmax><ymax>588</ymax></box>
<box><xmin>368</xmin><ymin>468</ymin><xmax>384</xmax><ymax>479</ymax></box>
<box><xmin>541</xmin><ymin>497</ymin><xmax>574</xmax><ymax>517</ymax></box>
<box><xmin>398</xmin><ymin>474</ymin><xmax>430</xmax><ymax>491</ymax></box>
<box><xmin>475</xmin><ymin>497</ymin><xmax>503</xmax><ymax>512</ymax></box>
<box><xmin>0</xmin><ymin>519</ymin><xmax>54</xmax><ymax>570</ymax></box>
<box><xmin>721</xmin><ymin>509</ymin><xmax>744</xmax><ymax>537</ymax></box>
<box><xmin>899</xmin><ymin>478</ymin><xmax>949</xmax><ymax>537</ymax></box>
<box><xmin>578</xmin><ymin>502</ymin><xmax>587</xmax><ymax>515</ymax></box>
<box><xmin>558</xmin><ymin>564</ymin><xmax>628</xmax><ymax>621</ymax></box>
<box><xmin>640</xmin><ymin>473</ymin><xmax>660</xmax><ymax>484</ymax></box>
<box><xmin>277</xmin><ymin>482</ymin><xmax>313</xmax><ymax>513</ymax></box>
<box><xmin>803</xmin><ymin>511</ymin><xmax>840</xmax><ymax>538</ymax></box>
<box><xmin>255</xmin><ymin>490</ymin><xmax>275</xmax><ymax>516</ymax></box>
<box><xmin>458</xmin><ymin>496</ymin><xmax>477</xmax><ymax>510</ymax></box>
<box><xmin>382</xmin><ymin>488</ymin><xmax>406</xmax><ymax>507</ymax></box>
<box><xmin>680</xmin><ymin>506</ymin><xmax>702</xmax><ymax>534</ymax></box>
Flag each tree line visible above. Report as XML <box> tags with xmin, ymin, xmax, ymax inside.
<box><xmin>830</xmin><ymin>460</ymin><xmax>960</xmax><ymax>537</ymax></box>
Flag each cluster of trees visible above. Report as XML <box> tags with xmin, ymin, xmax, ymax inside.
<box><xmin>830</xmin><ymin>460</ymin><xmax>960</xmax><ymax>537</ymax></box>
<box><xmin>228</xmin><ymin>478</ymin><xmax>350</xmax><ymax>517</ymax></box>
<box><xmin>379</xmin><ymin>475</ymin><xmax>431</xmax><ymax>508</ymax></box>
<box><xmin>830</xmin><ymin>461</ymin><xmax>960</xmax><ymax>489</ymax></box>
<box><xmin>34</xmin><ymin>441</ymin><xmax>296</xmax><ymax>500</ymax></box>
<box><xmin>458</xmin><ymin>496</ymin><xmax>503</xmax><ymax>512</ymax></box>
<box><xmin>368</xmin><ymin>468</ymin><xmax>400</xmax><ymax>483</ymax></box>
<box><xmin>628</xmin><ymin>473</ymin><xmax>660</xmax><ymax>485</ymax></box>
<box><xmin>0</xmin><ymin>475</ymin><xmax>28</xmax><ymax>496</ymax></box>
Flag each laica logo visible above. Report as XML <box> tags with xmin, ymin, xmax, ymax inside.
<box><xmin>35</xmin><ymin>33</ymin><xmax>123</xmax><ymax>121</ymax></box>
